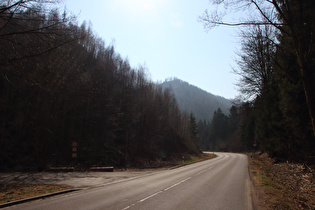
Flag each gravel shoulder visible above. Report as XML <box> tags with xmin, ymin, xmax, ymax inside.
<box><xmin>0</xmin><ymin>169</ymin><xmax>161</xmax><ymax>189</ymax></box>
<box><xmin>0</xmin><ymin>154</ymin><xmax>216</xmax><ymax>205</ymax></box>
<box><xmin>0</xmin><ymin>169</ymin><xmax>163</xmax><ymax>205</ymax></box>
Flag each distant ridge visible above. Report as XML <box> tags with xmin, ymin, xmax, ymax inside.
<box><xmin>159</xmin><ymin>78</ymin><xmax>232</xmax><ymax>122</ymax></box>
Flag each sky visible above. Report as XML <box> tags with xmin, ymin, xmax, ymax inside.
<box><xmin>63</xmin><ymin>0</ymin><xmax>241</xmax><ymax>99</ymax></box>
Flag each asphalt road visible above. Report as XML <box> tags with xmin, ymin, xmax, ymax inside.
<box><xmin>7</xmin><ymin>153</ymin><xmax>252</xmax><ymax>210</ymax></box>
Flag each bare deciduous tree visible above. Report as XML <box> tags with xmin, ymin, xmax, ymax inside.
<box><xmin>200</xmin><ymin>0</ymin><xmax>315</xmax><ymax>135</ymax></box>
<box><xmin>0</xmin><ymin>0</ymin><xmax>76</xmax><ymax>64</ymax></box>
<box><xmin>234</xmin><ymin>25</ymin><xmax>276</xmax><ymax>98</ymax></box>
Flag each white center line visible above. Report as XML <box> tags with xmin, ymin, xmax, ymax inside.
<box><xmin>122</xmin><ymin>205</ymin><xmax>130</xmax><ymax>210</ymax></box>
<box><xmin>122</xmin><ymin>177</ymin><xmax>192</xmax><ymax>210</ymax></box>
<box><xmin>164</xmin><ymin>177</ymin><xmax>191</xmax><ymax>191</ymax></box>
<box><xmin>139</xmin><ymin>191</ymin><xmax>163</xmax><ymax>203</ymax></box>
<box><xmin>164</xmin><ymin>182</ymin><xmax>182</xmax><ymax>191</ymax></box>
<box><xmin>196</xmin><ymin>170</ymin><xmax>206</xmax><ymax>175</ymax></box>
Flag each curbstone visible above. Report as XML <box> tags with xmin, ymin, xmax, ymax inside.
<box><xmin>0</xmin><ymin>189</ymin><xmax>79</xmax><ymax>208</ymax></box>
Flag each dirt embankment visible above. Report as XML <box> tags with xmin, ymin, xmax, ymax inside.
<box><xmin>249</xmin><ymin>153</ymin><xmax>314</xmax><ymax>209</ymax></box>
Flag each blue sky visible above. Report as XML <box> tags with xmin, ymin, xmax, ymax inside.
<box><xmin>63</xmin><ymin>0</ymin><xmax>241</xmax><ymax>99</ymax></box>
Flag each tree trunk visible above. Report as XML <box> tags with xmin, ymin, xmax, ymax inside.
<box><xmin>300</xmin><ymin>65</ymin><xmax>315</xmax><ymax>136</ymax></box>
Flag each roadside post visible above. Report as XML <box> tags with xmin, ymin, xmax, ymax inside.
<box><xmin>252</xmin><ymin>141</ymin><xmax>257</xmax><ymax>158</ymax></box>
<box><xmin>72</xmin><ymin>141</ymin><xmax>78</xmax><ymax>158</ymax></box>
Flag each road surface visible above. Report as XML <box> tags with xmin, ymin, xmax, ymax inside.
<box><xmin>7</xmin><ymin>153</ymin><xmax>252</xmax><ymax>210</ymax></box>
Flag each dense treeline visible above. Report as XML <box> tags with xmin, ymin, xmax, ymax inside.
<box><xmin>0</xmin><ymin>1</ymin><xmax>199</xmax><ymax>171</ymax></box>
<box><xmin>200</xmin><ymin>0</ymin><xmax>315</xmax><ymax>163</ymax></box>
<box><xmin>198</xmin><ymin>106</ymin><xmax>241</xmax><ymax>152</ymax></box>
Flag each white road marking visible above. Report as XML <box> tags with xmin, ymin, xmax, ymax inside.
<box><xmin>122</xmin><ymin>203</ymin><xmax>135</xmax><ymax>210</ymax></box>
<box><xmin>195</xmin><ymin>167</ymin><xmax>213</xmax><ymax>176</ymax></box>
<box><xmin>164</xmin><ymin>182</ymin><xmax>182</xmax><ymax>191</ymax></box>
<box><xmin>196</xmin><ymin>170</ymin><xmax>206</xmax><ymax>175</ymax></box>
<box><xmin>164</xmin><ymin>177</ymin><xmax>191</xmax><ymax>191</ymax></box>
<box><xmin>139</xmin><ymin>191</ymin><xmax>163</xmax><ymax>203</ymax></box>
<box><xmin>122</xmin><ymin>177</ymin><xmax>192</xmax><ymax>209</ymax></box>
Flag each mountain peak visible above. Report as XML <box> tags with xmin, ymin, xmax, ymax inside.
<box><xmin>160</xmin><ymin>78</ymin><xmax>231</xmax><ymax>121</ymax></box>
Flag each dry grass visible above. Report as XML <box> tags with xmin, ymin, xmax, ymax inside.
<box><xmin>249</xmin><ymin>153</ymin><xmax>314</xmax><ymax>209</ymax></box>
<box><xmin>250</xmin><ymin>160</ymin><xmax>293</xmax><ymax>209</ymax></box>
<box><xmin>180</xmin><ymin>153</ymin><xmax>216</xmax><ymax>165</ymax></box>
<box><xmin>0</xmin><ymin>183</ymin><xmax>70</xmax><ymax>204</ymax></box>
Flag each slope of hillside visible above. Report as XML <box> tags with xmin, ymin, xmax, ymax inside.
<box><xmin>159</xmin><ymin>78</ymin><xmax>232</xmax><ymax>122</ymax></box>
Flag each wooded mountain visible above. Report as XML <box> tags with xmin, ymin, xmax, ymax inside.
<box><xmin>160</xmin><ymin>78</ymin><xmax>232</xmax><ymax>122</ymax></box>
<box><xmin>0</xmin><ymin>1</ymin><xmax>200</xmax><ymax>171</ymax></box>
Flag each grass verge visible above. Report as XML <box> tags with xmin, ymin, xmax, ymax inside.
<box><xmin>249</xmin><ymin>158</ymin><xmax>293</xmax><ymax>209</ymax></box>
<box><xmin>248</xmin><ymin>154</ymin><xmax>314</xmax><ymax>209</ymax></box>
<box><xmin>0</xmin><ymin>183</ymin><xmax>71</xmax><ymax>205</ymax></box>
<box><xmin>176</xmin><ymin>153</ymin><xmax>216</xmax><ymax>166</ymax></box>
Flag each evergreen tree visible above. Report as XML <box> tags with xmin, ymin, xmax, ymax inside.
<box><xmin>189</xmin><ymin>112</ymin><xmax>198</xmax><ymax>139</ymax></box>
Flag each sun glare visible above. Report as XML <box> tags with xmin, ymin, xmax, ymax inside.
<box><xmin>114</xmin><ymin>0</ymin><xmax>165</xmax><ymax>15</ymax></box>
<box><xmin>130</xmin><ymin>0</ymin><xmax>153</xmax><ymax>11</ymax></box>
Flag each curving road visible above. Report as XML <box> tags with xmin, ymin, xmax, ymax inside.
<box><xmin>8</xmin><ymin>153</ymin><xmax>252</xmax><ymax>210</ymax></box>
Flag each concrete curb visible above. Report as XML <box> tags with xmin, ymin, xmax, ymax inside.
<box><xmin>0</xmin><ymin>189</ymin><xmax>80</xmax><ymax>208</ymax></box>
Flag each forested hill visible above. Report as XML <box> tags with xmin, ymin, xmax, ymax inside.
<box><xmin>0</xmin><ymin>1</ymin><xmax>200</xmax><ymax>171</ymax></box>
<box><xmin>160</xmin><ymin>78</ymin><xmax>232</xmax><ymax>122</ymax></box>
